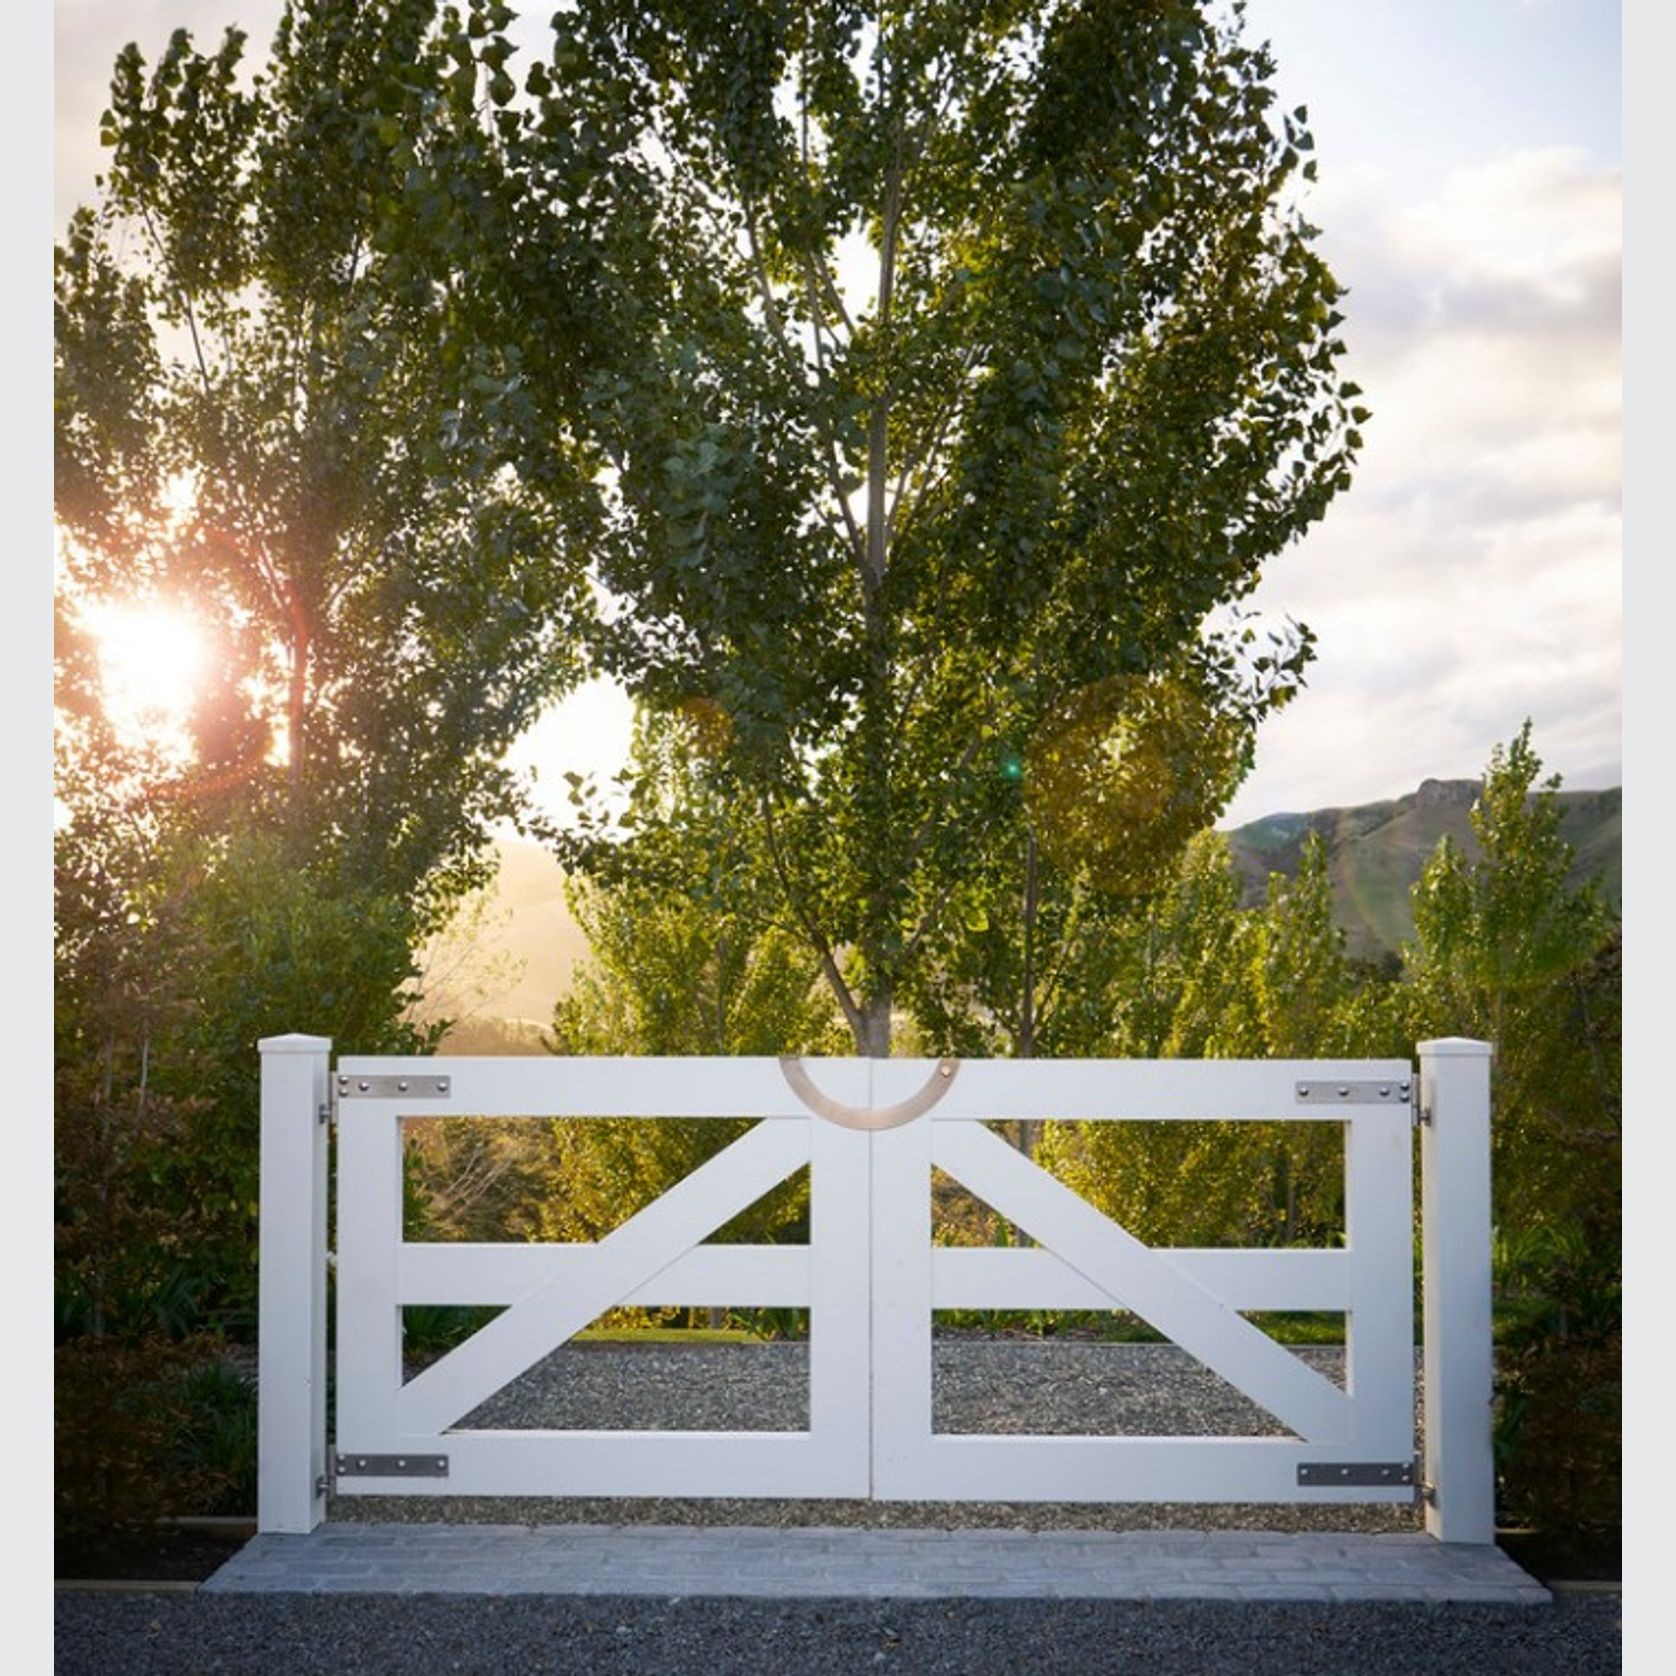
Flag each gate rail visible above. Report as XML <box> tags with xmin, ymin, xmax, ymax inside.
<box><xmin>255</xmin><ymin>1036</ymin><xmax>1493</xmax><ymax>1543</ymax></box>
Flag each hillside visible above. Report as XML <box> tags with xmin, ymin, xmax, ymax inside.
<box><xmin>416</xmin><ymin>840</ymin><xmax>589</xmax><ymax>1044</ymax></box>
<box><xmin>423</xmin><ymin>779</ymin><xmax>1622</xmax><ymax>1033</ymax></box>
<box><xmin>1223</xmin><ymin>780</ymin><xmax>1621</xmax><ymax>961</ymax></box>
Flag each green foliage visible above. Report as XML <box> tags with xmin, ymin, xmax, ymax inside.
<box><xmin>487</xmin><ymin>0</ymin><xmax>1360</xmax><ymax>1050</ymax></box>
<box><xmin>55</xmin><ymin>1337</ymin><xmax>244</xmax><ymax>1561</ymax></box>
<box><xmin>57</xmin><ymin>0</ymin><xmax>590</xmax><ymax>904</ymax></box>
<box><xmin>1030</xmin><ymin>832</ymin><xmax>1370</xmax><ymax>1247</ymax></box>
<box><xmin>54</xmin><ymin>1</ymin><xmax>598</xmax><ymax>1344</ymax></box>
<box><xmin>1395</xmin><ymin>725</ymin><xmax>1619</xmax><ymax>1542</ymax></box>
<box><xmin>536</xmin><ymin>716</ymin><xmax>843</xmax><ymax>1259</ymax></box>
<box><xmin>170</xmin><ymin>1361</ymin><xmax>259</xmax><ymax>1517</ymax></box>
<box><xmin>1403</xmin><ymin>723</ymin><xmax>1619</xmax><ymax>1238</ymax></box>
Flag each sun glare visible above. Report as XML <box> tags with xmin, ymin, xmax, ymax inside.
<box><xmin>84</xmin><ymin>599</ymin><xmax>207</xmax><ymax>749</ymax></box>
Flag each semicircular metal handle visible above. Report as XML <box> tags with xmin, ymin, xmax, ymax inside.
<box><xmin>778</xmin><ymin>1056</ymin><xmax>960</xmax><ymax>1131</ymax></box>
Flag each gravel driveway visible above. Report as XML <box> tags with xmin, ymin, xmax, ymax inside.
<box><xmin>338</xmin><ymin>1339</ymin><xmax>1422</xmax><ymax>1535</ymax></box>
<box><xmin>55</xmin><ymin>1591</ymin><xmax>1621</xmax><ymax>1675</ymax></box>
<box><xmin>57</xmin><ymin>1338</ymin><xmax>1620</xmax><ymax>1675</ymax></box>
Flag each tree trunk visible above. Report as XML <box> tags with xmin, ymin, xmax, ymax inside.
<box><xmin>1017</xmin><ymin>830</ymin><xmax>1041</xmax><ymax>1159</ymax></box>
<box><xmin>286</xmin><ymin>611</ymin><xmax>309</xmax><ymax>804</ymax></box>
<box><xmin>859</xmin><ymin>992</ymin><xmax>893</xmax><ymax>1058</ymax></box>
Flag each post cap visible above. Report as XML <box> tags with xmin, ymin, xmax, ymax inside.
<box><xmin>258</xmin><ymin>1033</ymin><xmax>333</xmax><ymax>1054</ymax></box>
<box><xmin>1416</xmin><ymin>1036</ymin><xmax>1493</xmax><ymax>1057</ymax></box>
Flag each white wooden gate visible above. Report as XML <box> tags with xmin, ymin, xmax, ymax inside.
<box><xmin>256</xmin><ymin>1039</ymin><xmax>1495</xmax><ymax>1542</ymax></box>
<box><xmin>337</xmin><ymin>1058</ymin><xmax>872</xmax><ymax>1501</ymax></box>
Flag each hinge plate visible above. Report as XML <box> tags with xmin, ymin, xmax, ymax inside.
<box><xmin>1294</xmin><ymin>1080</ymin><xmax>1411</xmax><ymax>1106</ymax></box>
<box><xmin>335</xmin><ymin>1452</ymin><xmax>450</xmax><ymax>1478</ymax></box>
<box><xmin>1297</xmin><ymin>1460</ymin><xmax>1415</xmax><ymax>1487</ymax></box>
<box><xmin>336</xmin><ymin>1074</ymin><xmax>452</xmax><ymax>1100</ymax></box>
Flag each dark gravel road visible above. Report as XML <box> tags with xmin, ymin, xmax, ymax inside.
<box><xmin>55</xmin><ymin>1590</ymin><xmax>1621</xmax><ymax>1676</ymax></box>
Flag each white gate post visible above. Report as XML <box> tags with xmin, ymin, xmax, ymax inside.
<box><xmin>257</xmin><ymin>1033</ymin><xmax>332</xmax><ymax>1534</ymax></box>
<box><xmin>1418</xmin><ymin>1036</ymin><xmax>1495</xmax><ymax>1544</ymax></box>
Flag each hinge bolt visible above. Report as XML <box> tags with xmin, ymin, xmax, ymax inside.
<box><xmin>358</xmin><ymin>1080</ymin><xmax>370</xmax><ymax>1092</ymax></box>
<box><xmin>315</xmin><ymin>1474</ymin><xmax>328</xmax><ymax>1497</ymax></box>
<box><xmin>397</xmin><ymin>1079</ymin><xmax>409</xmax><ymax>1092</ymax></box>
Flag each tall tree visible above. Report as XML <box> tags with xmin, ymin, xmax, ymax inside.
<box><xmin>55</xmin><ymin>0</ymin><xmax>592</xmax><ymax>908</ymax></box>
<box><xmin>1404</xmin><ymin>724</ymin><xmax>1619</xmax><ymax>1237</ymax></box>
<box><xmin>541</xmin><ymin>712</ymin><xmax>842</xmax><ymax>1255</ymax></box>
<box><xmin>1036</xmin><ymin>832</ymin><xmax>1363</xmax><ymax>1247</ymax></box>
<box><xmin>490</xmin><ymin>0</ymin><xmax>1359</xmax><ymax>1051</ymax></box>
<box><xmin>53</xmin><ymin>0</ymin><xmax>600</xmax><ymax>1326</ymax></box>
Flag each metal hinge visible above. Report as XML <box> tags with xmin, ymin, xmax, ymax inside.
<box><xmin>1418</xmin><ymin>1476</ymin><xmax>1437</xmax><ymax>1506</ymax></box>
<box><xmin>1296</xmin><ymin>1460</ymin><xmax>1415</xmax><ymax>1487</ymax></box>
<box><xmin>335</xmin><ymin>1452</ymin><xmax>450</xmax><ymax>1479</ymax></box>
<box><xmin>318</xmin><ymin>1089</ymin><xmax>336</xmax><ymax>1126</ymax></box>
<box><xmin>1412</xmin><ymin>1082</ymin><xmax>1432</xmax><ymax>1127</ymax></box>
<box><xmin>336</xmin><ymin>1074</ymin><xmax>452</xmax><ymax>1101</ymax></box>
<box><xmin>1294</xmin><ymin>1079</ymin><xmax>1411</xmax><ymax>1107</ymax></box>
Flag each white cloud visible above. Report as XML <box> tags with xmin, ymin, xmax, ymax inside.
<box><xmin>1385</xmin><ymin>148</ymin><xmax>1620</xmax><ymax>304</ymax></box>
<box><xmin>1225</xmin><ymin>145</ymin><xmax>1620</xmax><ymax>823</ymax></box>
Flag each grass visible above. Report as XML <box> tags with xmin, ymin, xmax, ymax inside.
<box><xmin>571</xmin><ymin>1326</ymin><xmax>762</xmax><ymax>1344</ymax></box>
<box><xmin>558</xmin><ymin>1313</ymin><xmax>1356</xmax><ymax>1346</ymax></box>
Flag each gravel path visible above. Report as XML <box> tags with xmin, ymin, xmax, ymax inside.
<box><xmin>456</xmin><ymin>1341</ymin><xmax>1348</xmax><ymax>1435</ymax></box>
<box><xmin>60</xmin><ymin>1339</ymin><xmax>1607</xmax><ymax>1674</ymax></box>
<box><xmin>54</xmin><ymin>1591</ymin><xmax>1622</xmax><ymax>1675</ymax></box>
<box><xmin>340</xmin><ymin>1340</ymin><xmax>1419</xmax><ymax>1535</ymax></box>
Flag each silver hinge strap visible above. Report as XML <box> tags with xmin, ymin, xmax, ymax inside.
<box><xmin>335</xmin><ymin>1453</ymin><xmax>450</xmax><ymax>1478</ymax></box>
<box><xmin>1293</xmin><ymin>1079</ymin><xmax>1411</xmax><ymax>1107</ymax></box>
<box><xmin>1296</xmin><ymin>1460</ymin><xmax>1415</xmax><ymax>1487</ymax></box>
<box><xmin>336</xmin><ymin>1073</ymin><xmax>452</xmax><ymax>1100</ymax></box>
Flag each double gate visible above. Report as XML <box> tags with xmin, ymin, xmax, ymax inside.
<box><xmin>256</xmin><ymin>1039</ymin><xmax>1495</xmax><ymax>1542</ymax></box>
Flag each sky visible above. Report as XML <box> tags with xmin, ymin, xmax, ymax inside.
<box><xmin>52</xmin><ymin>0</ymin><xmax>1623</xmax><ymax>827</ymax></box>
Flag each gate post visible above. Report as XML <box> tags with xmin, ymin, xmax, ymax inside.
<box><xmin>1418</xmin><ymin>1036</ymin><xmax>1495</xmax><ymax>1544</ymax></box>
<box><xmin>257</xmin><ymin>1033</ymin><xmax>332</xmax><ymax>1534</ymax></box>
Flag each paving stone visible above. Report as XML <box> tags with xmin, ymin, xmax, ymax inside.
<box><xmin>202</xmin><ymin>1523</ymin><xmax>1550</xmax><ymax>1604</ymax></box>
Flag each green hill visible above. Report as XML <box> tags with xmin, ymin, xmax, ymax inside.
<box><xmin>1224</xmin><ymin>780</ymin><xmax>1621</xmax><ymax>961</ymax></box>
<box><xmin>427</xmin><ymin>783</ymin><xmax>1620</xmax><ymax>1032</ymax></box>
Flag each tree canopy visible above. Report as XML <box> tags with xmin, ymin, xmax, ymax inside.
<box><xmin>55</xmin><ymin>0</ymin><xmax>590</xmax><ymax>906</ymax></box>
<box><xmin>482</xmin><ymin>0</ymin><xmax>1361</xmax><ymax>1049</ymax></box>
<box><xmin>52</xmin><ymin>0</ymin><xmax>603</xmax><ymax>1341</ymax></box>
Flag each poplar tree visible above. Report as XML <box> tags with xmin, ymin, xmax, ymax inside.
<box><xmin>490</xmin><ymin>0</ymin><xmax>1361</xmax><ymax>1051</ymax></box>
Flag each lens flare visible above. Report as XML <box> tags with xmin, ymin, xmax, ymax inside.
<box><xmin>83</xmin><ymin>599</ymin><xmax>206</xmax><ymax>749</ymax></box>
<box><xmin>1024</xmin><ymin>674</ymin><xmax>1250</xmax><ymax>894</ymax></box>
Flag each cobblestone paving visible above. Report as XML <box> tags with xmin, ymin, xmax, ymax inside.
<box><xmin>203</xmin><ymin>1524</ymin><xmax>1549</xmax><ymax>1604</ymax></box>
